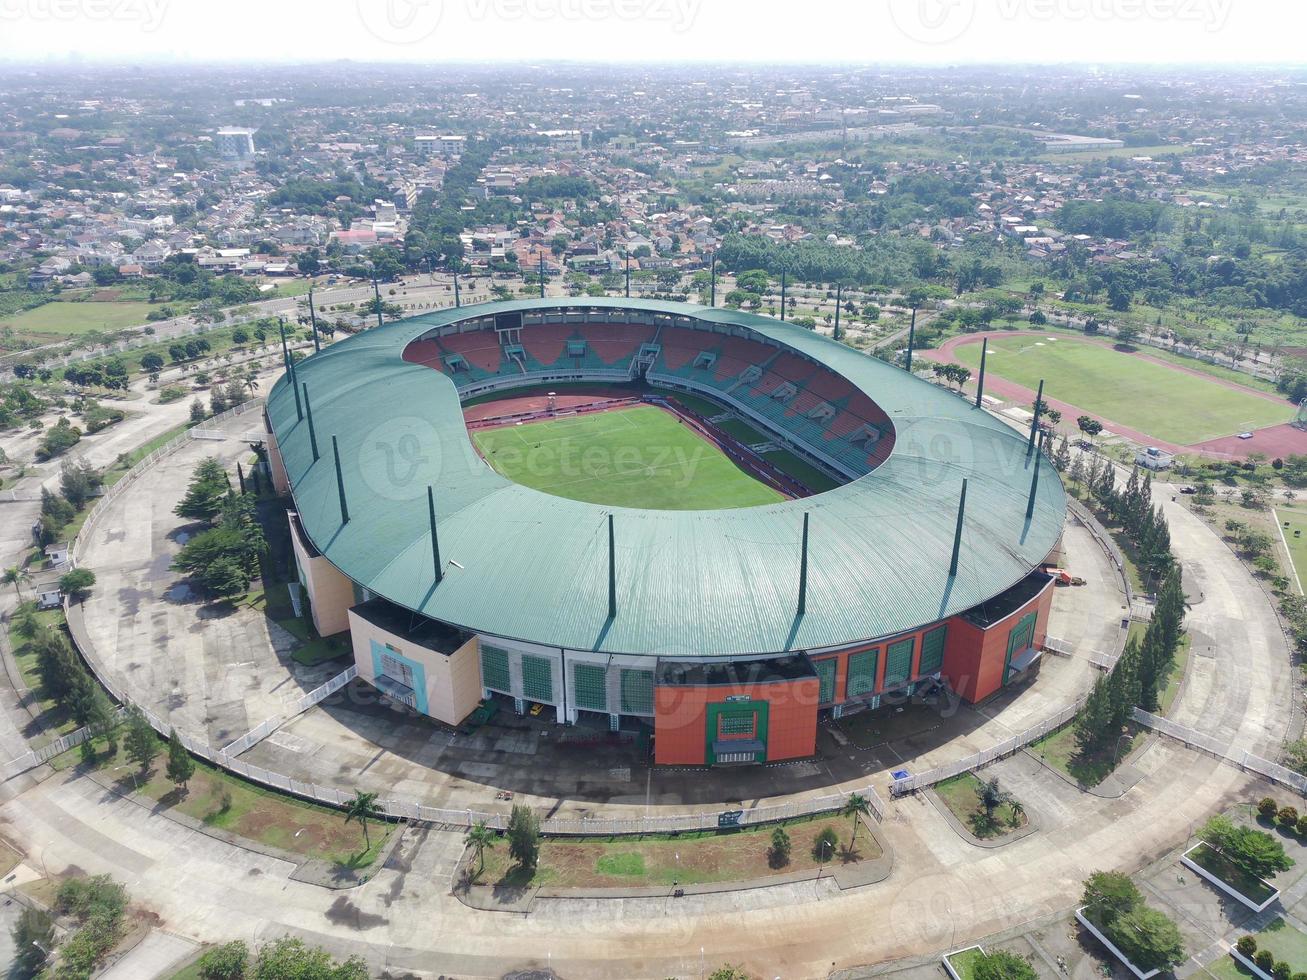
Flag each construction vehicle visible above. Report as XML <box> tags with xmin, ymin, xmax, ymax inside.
<box><xmin>1042</xmin><ymin>566</ymin><xmax>1086</xmax><ymax>587</ymax></box>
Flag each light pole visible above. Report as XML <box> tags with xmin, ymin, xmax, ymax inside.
<box><xmin>1112</xmin><ymin>730</ymin><xmax>1132</xmax><ymax>768</ymax></box>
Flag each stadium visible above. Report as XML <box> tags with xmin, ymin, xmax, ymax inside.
<box><xmin>263</xmin><ymin>297</ymin><xmax>1067</xmax><ymax>767</ymax></box>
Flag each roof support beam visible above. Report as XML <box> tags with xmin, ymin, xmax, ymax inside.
<box><xmin>1026</xmin><ymin>436</ymin><xmax>1043</xmax><ymax>520</ymax></box>
<box><xmin>709</xmin><ymin>253</ymin><xmax>716</xmax><ymax>308</ymax></box>
<box><xmin>797</xmin><ymin>512</ymin><xmax>810</xmax><ymax>617</ymax></box>
<box><xmin>624</xmin><ymin>251</ymin><xmax>631</xmax><ymax>298</ymax></box>
<box><xmin>428</xmin><ymin>486</ymin><xmax>443</xmax><ymax>586</ymax></box>
<box><xmin>607</xmin><ymin>513</ymin><xmax>617</xmax><ymax>620</ymax></box>
<box><xmin>1027</xmin><ymin>379</ymin><xmax>1045</xmax><ymax>457</ymax></box>
<box><xmin>539</xmin><ymin>255</ymin><xmax>546</xmax><ymax>300</ymax></box>
<box><xmin>308</xmin><ymin>286</ymin><xmax>320</xmax><ymax>354</ymax></box>
<box><xmin>280</xmin><ymin>319</ymin><xmax>302</xmax><ymax>422</ymax></box>
<box><xmin>332</xmin><ymin>435</ymin><xmax>349</xmax><ymax>525</ymax></box>
<box><xmin>833</xmin><ymin>283</ymin><xmax>842</xmax><ymax>341</ymax></box>
<box><xmin>372</xmin><ymin>276</ymin><xmax>383</xmax><ymax>329</ymax></box>
<box><xmin>905</xmin><ymin>307</ymin><xmax>916</xmax><ymax>372</ymax></box>
<box><xmin>974</xmin><ymin>337</ymin><xmax>988</xmax><ymax>408</ymax></box>
<box><xmin>453</xmin><ymin>271</ymin><xmax>461</xmax><ymax>308</ymax></box>
<box><xmin>780</xmin><ymin>270</ymin><xmax>787</xmax><ymax>321</ymax></box>
<box><xmin>949</xmin><ymin>478</ymin><xmax>968</xmax><ymax>577</ymax></box>
<box><xmin>302</xmin><ymin>383</ymin><xmax>319</xmax><ymax>463</ymax></box>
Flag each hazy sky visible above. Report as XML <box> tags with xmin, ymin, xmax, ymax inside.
<box><xmin>0</xmin><ymin>0</ymin><xmax>1304</xmax><ymax>66</ymax></box>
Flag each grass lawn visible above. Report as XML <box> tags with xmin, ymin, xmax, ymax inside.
<box><xmin>472</xmin><ymin>403</ymin><xmax>784</xmax><ymax>509</ymax></box>
<box><xmin>1211</xmin><ymin>918</ymin><xmax>1307</xmax><ymax>980</ymax></box>
<box><xmin>0</xmin><ymin>299</ymin><xmax>184</xmax><ymax>338</ymax></box>
<box><xmin>60</xmin><ymin>741</ymin><xmax>390</xmax><ymax>869</ymax></box>
<box><xmin>101</xmin><ymin>421</ymin><xmax>197</xmax><ymax>486</ymax></box>
<box><xmin>953</xmin><ymin>334</ymin><xmax>1291</xmax><ymax>444</ymax></box>
<box><xmin>471</xmin><ymin>814</ymin><xmax>879</xmax><ymax>890</ymax></box>
<box><xmin>945</xmin><ymin>947</ymin><xmax>987</xmax><ymax>980</ymax></box>
<box><xmin>1273</xmin><ymin>504</ymin><xmax>1307</xmax><ymax>594</ymax></box>
<box><xmin>763</xmin><ymin>448</ymin><xmax>843</xmax><ymax>493</ymax></box>
<box><xmin>934</xmin><ymin>773</ymin><xmax>1028</xmax><ymax>839</ymax></box>
<box><xmin>1031</xmin><ymin>721</ymin><xmax>1140</xmax><ymax>788</ymax></box>
<box><xmin>291</xmin><ymin>635</ymin><xmax>351</xmax><ymax>666</ymax></box>
<box><xmin>1188</xmin><ymin>842</ymin><xmax>1278</xmax><ymax>905</ymax></box>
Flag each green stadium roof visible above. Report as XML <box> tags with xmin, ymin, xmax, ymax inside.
<box><xmin>266</xmin><ymin>297</ymin><xmax>1066</xmax><ymax>658</ymax></box>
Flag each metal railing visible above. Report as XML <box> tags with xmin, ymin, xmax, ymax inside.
<box><xmin>0</xmin><ymin>709</ymin><xmax>125</xmax><ymax>780</ymax></box>
<box><xmin>1132</xmin><ymin>708</ymin><xmax>1307</xmax><ymax>796</ymax></box>
<box><xmin>889</xmin><ymin>698</ymin><xmax>1085</xmax><ymax>797</ymax></box>
<box><xmin>218</xmin><ymin>666</ymin><xmax>358</xmax><ymax>759</ymax></box>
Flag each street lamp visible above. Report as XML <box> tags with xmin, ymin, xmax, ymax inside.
<box><xmin>1112</xmin><ymin>730</ymin><xmax>1133</xmax><ymax>768</ymax></box>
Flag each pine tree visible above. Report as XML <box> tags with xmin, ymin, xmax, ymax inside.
<box><xmin>123</xmin><ymin>704</ymin><xmax>156</xmax><ymax>772</ymax></box>
<box><xmin>175</xmin><ymin>458</ymin><xmax>231</xmax><ymax>524</ymax></box>
<box><xmin>165</xmin><ymin>729</ymin><xmax>195</xmax><ymax>791</ymax></box>
<box><xmin>1054</xmin><ymin>435</ymin><xmax>1072</xmax><ymax>472</ymax></box>
<box><xmin>1069</xmin><ymin>453</ymin><xmax>1085</xmax><ymax>487</ymax></box>
<box><xmin>1078</xmin><ymin>674</ymin><xmax>1113</xmax><ymax>750</ymax></box>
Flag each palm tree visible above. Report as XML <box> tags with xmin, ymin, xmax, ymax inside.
<box><xmin>345</xmin><ymin>790</ymin><xmax>381</xmax><ymax>850</ymax></box>
<box><xmin>243</xmin><ymin>374</ymin><xmax>259</xmax><ymax>395</ymax></box>
<box><xmin>1008</xmin><ymin>799</ymin><xmax>1026</xmax><ymax>825</ymax></box>
<box><xmin>841</xmin><ymin>792</ymin><xmax>871</xmax><ymax>854</ymax></box>
<box><xmin>2</xmin><ymin>566</ymin><xmax>30</xmax><ymax>601</ymax></box>
<box><xmin>465</xmin><ymin>821</ymin><xmax>496</xmax><ymax>880</ymax></box>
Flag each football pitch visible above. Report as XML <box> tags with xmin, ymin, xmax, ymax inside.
<box><xmin>952</xmin><ymin>335</ymin><xmax>1292</xmax><ymax>445</ymax></box>
<box><xmin>471</xmin><ymin>404</ymin><xmax>785</xmax><ymax>510</ymax></box>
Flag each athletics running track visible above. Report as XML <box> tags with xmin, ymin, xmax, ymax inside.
<box><xmin>922</xmin><ymin>330</ymin><xmax>1307</xmax><ymax>461</ymax></box>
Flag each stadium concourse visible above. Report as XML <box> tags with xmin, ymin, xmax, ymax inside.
<box><xmin>264</xmin><ymin>298</ymin><xmax>1067</xmax><ymax>767</ymax></box>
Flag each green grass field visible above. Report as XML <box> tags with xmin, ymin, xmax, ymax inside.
<box><xmin>472</xmin><ymin>404</ymin><xmax>784</xmax><ymax>510</ymax></box>
<box><xmin>0</xmin><ymin>299</ymin><xmax>179</xmax><ymax>337</ymax></box>
<box><xmin>1273</xmin><ymin>504</ymin><xmax>1307</xmax><ymax>594</ymax></box>
<box><xmin>953</xmin><ymin>335</ymin><xmax>1291</xmax><ymax>444</ymax></box>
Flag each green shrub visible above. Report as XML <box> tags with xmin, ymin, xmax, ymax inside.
<box><xmin>1257</xmin><ymin>950</ymin><xmax>1275</xmax><ymax>971</ymax></box>
<box><xmin>813</xmin><ymin>825</ymin><xmax>838</xmax><ymax>861</ymax></box>
<box><xmin>197</xmin><ymin>940</ymin><xmax>248</xmax><ymax>980</ymax></box>
<box><xmin>1274</xmin><ymin>962</ymin><xmax>1292</xmax><ymax>980</ymax></box>
<box><xmin>1279</xmin><ymin>806</ymin><xmax>1299</xmax><ymax>828</ymax></box>
<box><xmin>1259</xmin><ymin>798</ymin><xmax>1280</xmax><ymax>820</ymax></box>
<box><xmin>1237</xmin><ymin>936</ymin><xmax>1258</xmax><ymax>957</ymax></box>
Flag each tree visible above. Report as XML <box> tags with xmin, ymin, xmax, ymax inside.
<box><xmin>978</xmin><ymin>777</ymin><xmax>1013</xmax><ymax>823</ymax></box>
<box><xmin>707</xmin><ymin>967</ymin><xmax>750</xmax><ymax>980</ymax></box>
<box><xmin>1082</xmin><ymin>870</ymin><xmax>1142</xmax><ymax>923</ymax></box>
<box><xmin>196</xmin><ymin>940</ymin><xmax>249</xmax><ymax>980</ymax></box>
<box><xmin>60</xmin><ymin>458</ymin><xmax>102</xmax><ymax>510</ymax></box>
<box><xmin>973</xmin><ymin>950</ymin><xmax>1039</xmax><ymax>980</ymax></box>
<box><xmin>1077</xmin><ymin>415</ymin><xmax>1104</xmax><ymax>444</ymax></box>
<box><xmin>10</xmin><ymin>906</ymin><xmax>54</xmax><ymax>977</ymax></box>
<box><xmin>140</xmin><ymin>352</ymin><xmax>164</xmax><ymax>374</ymax></box>
<box><xmin>123</xmin><ymin>704</ymin><xmax>156</xmax><ymax>772</ymax></box>
<box><xmin>59</xmin><ymin>567</ymin><xmax>96</xmax><ymax>603</ymax></box>
<box><xmin>84</xmin><ymin>683</ymin><xmax>119</xmax><ymax>753</ymax></box>
<box><xmin>1115</xmin><ymin>323</ymin><xmax>1141</xmax><ymax>346</ymax></box>
<box><xmin>838</xmin><ymin>792</ymin><xmax>871</xmax><ymax>853</ymax></box>
<box><xmin>1199</xmin><ymin>815</ymin><xmax>1293</xmax><ymax>879</ymax></box>
<box><xmin>345</xmin><ymin>790</ymin><xmax>381</xmax><ymax>850</ymax></box>
<box><xmin>1109</xmin><ymin>904</ymin><xmax>1185</xmax><ymax>972</ymax></box>
<box><xmin>252</xmin><ymin>937</ymin><xmax>368</xmax><ymax>980</ymax></box>
<box><xmin>175</xmin><ymin>458</ymin><xmax>231</xmax><ymax>523</ymax></box>
<box><xmin>165</xmin><ymin>728</ymin><xmax>195</xmax><ymax>791</ymax></box>
<box><xmin>769</xmin><ymin>825</ymin><xmax>791</xmax><ymax>867</ymax></box>
<box><xmin>190</xmin><ymin>397</ymin><xmax>206</xmax><ymax>423</ymax></box>
<box><xmin>464</xmin><ymin>821</ymin><xmax>495</xmax><ymax>879</ymax></box>
<box><xmin>507</xmin><ymin>803</ymin><xmax>540</xmax><ymax>870</ymax></box>
<box><xmin>2</xmin><ymin>566</ymin><xmax>30</xmax><ymax>600</ymax></box>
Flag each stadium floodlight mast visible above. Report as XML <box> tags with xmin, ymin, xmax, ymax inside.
<box><xmin>780</xmin><ymin>269</ymin><xmax>787</xmax><ymax>322</ymax></box>
<box><xmin>975</xmin><ymin>337</ymin><xmax>988</xmax><ymax>408</ymax></box>
<box><xmin>607</xmin><ymin>513</ymin><xmax>617</xmax><ymax>620</ymax></box>
<box><xmin>280</xmin><ymin>319</ymin><xmax>302</xmax><ymax>422</ymax></box>
<box><xmin>625</xmin><ymin>250</ymin><xmax>631</xmax><ymax>298</ymax></box>
<box><xmin>709</xmin><ymin>252</ymin><xmax>716</xmax><ymax>308</ymax></box>
<box><xmin>1027</xmin><ymin>379</ymin><xmax>1045</xmax><ymax>457</ymax></box>
<box><xmin>301</xmin><ymin>383</ymin><xmax>319</xmax><ymax>463</ymax></box>
<box><xmin>949</xmin><ymin>479</ymin><xmax>968</xmax><ymax>578</ymax></box>
<box><xmin>372</xmin><ymin>274</ymin><xmax>384</xmax><ymax>330</ymax></box>
<box><xmin>308</xmin><ymin>285</ymin><xmax>320</xmax><ymax>353</ymax></box>
<box><xmin>1026</xmin><ymin>432</ymin><xmax>1044</xmax><ymax>521</ymax></box>
<box><xmin>428</xmin><ymin>486</ymin><xmax>443</xmax><ymax>585</ymax></box>
<box><xmin>453</xmin><ymin>271</ymin><xmax>461</xmax><ymax>308</ymax></box>
<box><xmin>833</xmin><ymin>284</ymin><xmax>842</xmax><ymax>341</ymax></box>
<box><xmin>539</xmin><ymin>254</ymin><xmax>546</xmax><ymax>300</ymax></box>
<box><xmin>797</xmin><ymin>512</ymin><xmax>810</xmax><ymax>617</ymax></box>
<box><xmin>905</xmin><ymin>308</ymin><xmax>916</xmax><ymax>373</ymax></box>
<box><xmin>331</xmin><ymin>435</ymin><xmax>349</xmax><ymax>525</ymax></box>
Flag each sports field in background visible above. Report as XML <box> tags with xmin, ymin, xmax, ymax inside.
<box><xmin>952</xmin><ymin>335</ymin><xmax>1292</xmax><ymax>445</ymax></box>
<box><xmin>1274</xmin><ymin>504</ymin><xmax>1307</xmax><ymax>594</ymax></box>
<box><xmin>472</xmin><ymin>403</ymin><xmax>785</xmax><ymax>510</ymax></box>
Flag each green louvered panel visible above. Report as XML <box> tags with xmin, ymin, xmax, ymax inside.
<box><xmin>573</xmin><ymin>662</ymin><xmax>608</xmax><ymax>712</ymax></box>
<box><xmin>480</xmin><ymin>644</ymin><xmax>511</xmax><ymax>693</ymax></box>
<box><xmin>919</xmin><ymin>626</ymin><xmax>947</xmax><ymax>676</ymax></box>
<box><xmin>521</xmin><ymin>655</ymin><xmax>553</xmax><ymax>703</ymax></box>
<box><xmin>846</xmin><ymin>648</ymin><xmax>879</xmax><ymax>698</ymax></box>
<box><xmin>620</xmin><ymin>669</ymin><xmax>654</xmax><ymax>714</ymax></box>
<box><xmin>884</xmin><ymin>637</ymin><xmax>915</xmax><ymax>688</ymax></box>
<box><xmin>814</xmin><ymin>658</ymin><xmax>836</xmax><ymax>704</ymax></box>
